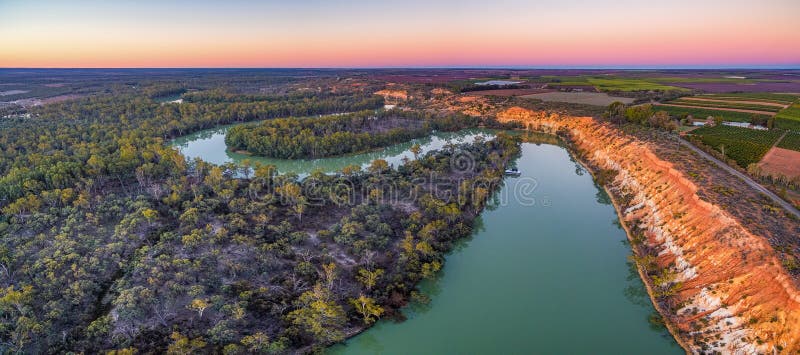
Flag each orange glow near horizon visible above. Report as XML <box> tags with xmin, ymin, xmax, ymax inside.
<box><xmin>1</xmin><ymin>0</ymin><xmax>799</xmax><ymax>68</ymax></box>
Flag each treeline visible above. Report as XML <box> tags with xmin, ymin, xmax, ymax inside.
<box><xmin>181</xmin><ymin>89</ymin><xmax>379</xmax><ymax>105</ymax></box>
<box><xmin>603</xmin><ymin>102</ymin><xmax>678</xmax><ymax>130</ymax></box>
<box><xmin>225</xmin><ymin>110</ymin><xmax>482</xmax><ymax>159</ymax></box>
<box><xmin>143</xmin><ymin>84</ymin><xmax>186</xmax><ymax>99</ymax></box>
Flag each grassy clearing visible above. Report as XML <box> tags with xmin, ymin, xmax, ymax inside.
<box><xmin>668</xmin><ymin>99</ymin><xmax>782</xmax><ymax>113</ymax></box>
<box><xmin>777</xmin><ymin>132</ymin><xmax>800</xmax><ymax>152</ymax></box>
<box><xmin>654</xmin><ymin>105</ymin><xmax>770</xmax><ymax>123</ymax></box>
<box><xmin>688</xmin><ymin>125</ymin><xmax>784</xmax><ymax>167</ymax></box>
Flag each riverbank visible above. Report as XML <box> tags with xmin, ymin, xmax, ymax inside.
<box><xmin>497</xmin><ymin>107</ymin><xmax>800</xmax><ymax>353</ymax></box>
<box><xmin>603</xmin><ymin>180</ymin><xmax>693</xmax><ymax>353</ymax></box>
<box><xmin>331</xmin><ymin>140</ymin><xmax>679</xmax><ymax>354</ymax></box>
<box><xmin>173</xmin><ymin>122</ymin><xmax>679</xmax><ymax>353</ymax></box>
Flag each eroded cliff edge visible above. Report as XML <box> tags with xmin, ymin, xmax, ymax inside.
<box><xmin>498</xmin><ymin>107</ymin><xmax>800</xmax><ymax>353</ymax></box>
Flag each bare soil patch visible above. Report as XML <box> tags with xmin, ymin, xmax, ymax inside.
<box><xmin>655</xmin><ymin>103</ymin><xmax>777</xmax><ymax>116</ymax></box>
<box><xmin>520</xmin><ymin>91</ymin><xmax>633</xmax><ymax>106</ymax></box>
<box><xmin>758</xmin><ymin>147</ymin><xmax>800</xmax><ymax>179</ymax></box>
<box><xmin>374</xmin><ymin>89</ymin><xmax>408</xmax><ymax>102</ymax></box>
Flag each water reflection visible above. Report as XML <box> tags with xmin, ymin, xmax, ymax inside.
<box><xmin>171</xmin><ymin>124</ymin><xmax>495</xmax><ymax>178</ymax></box>
<box><xmin>331</xmin><ymin>141</ymin><xmax>679</xmax><ymax>354</ymax></box>
<box><xmin>624</xmin><ymin>259</ymin><xmax>653</xmax><ymax>308</ymax></box>
<box><xmin>172</xmin><ymin>123</ymin><xmax>678</xmax><ymax>354</ymax></box>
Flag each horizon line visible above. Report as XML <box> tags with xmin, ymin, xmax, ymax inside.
<box><xmin>2</xmin><ymin>65</ymin><xmax>800</xmax><ymax>71</ymax></box>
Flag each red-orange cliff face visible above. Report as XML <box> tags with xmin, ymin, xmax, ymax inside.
<box><xmin>374</xmin><ymin>89</ymin><xmax>409</xmax><ymax>102</ymax></box>
<box><xmin>498</xmin><ymin>107</ymin><xmax>800</xmax><ymax>353</ymax></box>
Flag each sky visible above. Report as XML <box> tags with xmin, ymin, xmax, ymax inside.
<box><xmin>1</xmin><ymin>0</ymin><xmax>799</xmax><ymax>68</ymax></box>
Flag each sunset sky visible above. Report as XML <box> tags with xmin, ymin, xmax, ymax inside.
<box><xmin>1</xmin><ymin>0</ymin><xmax>799</xmax><ymax>68</ymax></box>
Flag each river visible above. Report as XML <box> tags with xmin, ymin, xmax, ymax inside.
<box><xmin>171</xmin><ymin>126</ymin><xmax>680</xmax><ymax>354</ymax></box>
<box><xmin>172</xmin><ymin>123</ymin><xmax>494</xmax><ymax>177</ymax></box>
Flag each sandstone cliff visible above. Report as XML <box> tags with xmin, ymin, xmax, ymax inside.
<box><xmin>498</xmin><ymin>107</ymin><xmax>800</xmax><ymax>353</ymax></box>
<box><xmin>374</xmin><ymin>89</ymin><xmax>409</xmax><ymax>102</ymax></box>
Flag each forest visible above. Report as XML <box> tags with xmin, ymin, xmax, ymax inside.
<box><xmin>0</xmin><ymin>90</ymin><xmax>383</xmax><ymax>205</ymax></box>
<box><xmin>0</xmin><ymin>81</ymin><xmax>519</xmax><ymax>353</ymax></box>
<box><xmin>225</xmin><ymin>110</ymin><xmax>483</xmax><ymax>159</ymax></box>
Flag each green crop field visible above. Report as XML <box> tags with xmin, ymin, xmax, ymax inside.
<box><xmin>654</xmin><ymin>105</ymin><xmax>771</xmax><ymax>123</ymax></box>
<box><xmin>689</xmin><ymin>125</ymin><xmax>784</xmax><ymax>167</ymax></box>
<box><xmin>649</xmin><ymin>77</ymin><xmax>759</xmax><ymax>84</ymax></box>
<box><xmin>668</xmin><ymin>99</ymin><xmax>782</xmax><ymax>112</ymax></box>
<box><xmin>586</xmin><ymin>78</ymin><xmax>683</xmax><ymax>92</ymax></box>
<box><xmin>536</xmin><ymin>75</ymin><xmax>686</xmax><ymax>92</ymax></box>
<box><xmin>775</xmin><ymin>103</ymin><xmax>800</xmax><ymax>131</ymax></box>
<box><xmin>777</xmin><ymin>132</ymin><xmax>800</xmax><ymax>152</ymax></box>
<box><xmin>702</xmin><ymin>93</ymin><xmax>800</xmax><ymax>105</ymax></box>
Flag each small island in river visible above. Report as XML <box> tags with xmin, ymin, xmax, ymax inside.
<box><xmin>225</xmin><ymin>110</ymin><xmax>483</xmax><ymax>159</ymax></box>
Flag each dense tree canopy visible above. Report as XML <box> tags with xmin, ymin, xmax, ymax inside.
<box><xmin>225</xmin><ymin>110</ymin><xmax>482</xmax><ymax>159</ymax></box>
<box><xmin>0</xmin><ymin>79</ymin><xmax>519</xmax><ymax>353</ymax></box>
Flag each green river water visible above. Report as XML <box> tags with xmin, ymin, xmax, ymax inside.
<box><xmin>172</xmin><ymin>126</ymin><xmax>680</xmax><ymax>354</ymax></box>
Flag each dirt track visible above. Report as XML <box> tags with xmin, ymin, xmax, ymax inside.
<box><xmin>678</xmin><ymin>138</ymin><xmax>800</xmax><ymax>218</ymax></box>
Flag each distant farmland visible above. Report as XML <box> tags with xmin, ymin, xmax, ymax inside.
<box><xmin>702</xmin><ymin>93</ymin><xmax>799</xmax><ymax>104</ymax></box>
<box><xmin>537</xmin><ymin>76</ymin><xmax>684</xmax><ymax>92</ymax></box>
<box><xmin>667</xmin><ymin>98</ymin><xmax>782</xmax><ymax>113</ymax></box>
<box><xmin>654</xmin><ymin>105</ymin><xmax>772</xmax><ymax>123</ymax></box>
<box><xmin>531</xmin><ymin>74</ymin><xmax>800</xmax><ymax>93</ymax></box>
<box><xmin>655</xmin><ymin>93</ymin><xmax>800</xmax><ymax>123</ymax></box>
<box><xmin>687</xmin><ymin>125</ymin><xmax>785</xmax><ymax>167</ymax></box>
<box><xmin>520</xmin><ymin>91</ymin><xmax>634</xmax><ymax>106</ymax></box>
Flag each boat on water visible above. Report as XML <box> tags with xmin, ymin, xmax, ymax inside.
<box><xmin>504</xmin><ymin>168</ymin><xmax>521</xmax><ymax>176</ymax></box>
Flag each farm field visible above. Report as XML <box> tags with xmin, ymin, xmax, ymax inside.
<box><xmin>520</xmin><ymin>91</ymin><xmax>634</xmax><ymax>106</ymax></box>
<box><xmin>529</xmin><ymin>74</ymin><xmax>800</xmax><ymax>93</ymax></box>
<box><xmin>701</xmin><ymin>93</ymin><xmax>799</xmax><ymax>104</ymax></box>
<box><xmin>680</xmin><ymin>97</ymin><xmax>788</xmax><ymax>108</ymax></box>
<box><xmin>655</xmin><ymin>93</ymin><xmax>800</xmax><ymax>123</ymax></box>
<box><xmin>653</xmin><ymin>105</ymin><xmax>771</xmax><ymax>123</ymax></box>
<box><xmin>777</xmin><ymin>131</ymin><xmax>800</xmax><ymax>152</ymax></box>
<box><xmin>648</xmin><ymin>77</ymin><xmax>763</xmax><ymax>84</ymax></box>
<box><xmin>667</xmin><ymin>82</ymin><xmax>800</xmax><ymax>93</ymax></box>
<box><xmin>667</xmin><ymin>98</ymin><xmax>782</xmax><ymax>113</ymax></box>
<box><xmin>656</xmin><ymin>103</ymin><xmax>774</xmax><ymax>116</ymax></box>
<box><xmin>758</xmin><ymin>147</ymin><xmax>800</xmax><ymax>179</ymax></box>
<box><xmin>586</xmin><ymin>78</ymin><xmax>684</xmax><ymax>91</ymax></box>
<box><xmin>687</xmin><ymin>125</ymin><xmax>785</xmax><ymax>167</ymax></box>
<box><xmin>536</xmin><ymin>76</ymin><xmax>684</xmax><ymax>92</ymax></box>
<box><xmin>775</xmin><ymin>103</ymin><xmax>800</xmax><ymax>131</ymax></box>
